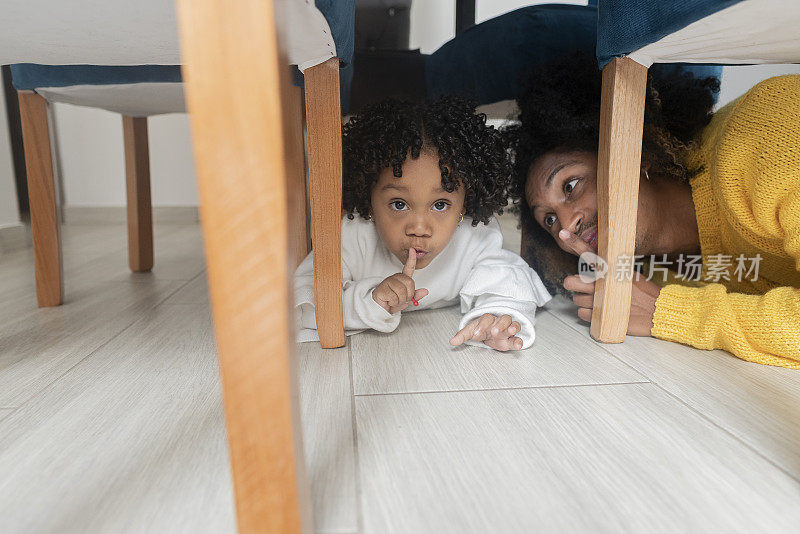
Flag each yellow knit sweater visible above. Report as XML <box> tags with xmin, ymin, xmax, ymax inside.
<box><xmin>651</xmin><ymin>75</ymin><xmax>800</xmax><ymax>368</ymax></box>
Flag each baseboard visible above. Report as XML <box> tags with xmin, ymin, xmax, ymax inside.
<box><xmin>0</xmin><ymin>223</ymin><xmax>30</xmax><ymax>253</ymax></box>
<box><xmin>63</xmin><ymin>206</ymin><xmax>200</xmax><ymax>224</ymax></box>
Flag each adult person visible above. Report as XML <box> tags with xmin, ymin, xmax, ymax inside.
<box><xmin>508</xmin><ymin>53</ymin><xmax>800</xmax><ymax>367</ymax></box>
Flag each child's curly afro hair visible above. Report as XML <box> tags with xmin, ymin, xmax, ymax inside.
<box><xmin>342</xmin><ymin>96</ymin><xmax>511</xmax><ymax>226</ymax></box>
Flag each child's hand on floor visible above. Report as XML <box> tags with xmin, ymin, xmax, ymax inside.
<box><xmin>450</xmin><ymin>314</ymin><xmax>523</xmax><ymax>351</ymax></box>
<box><xmin>372</xmin><ymin>248</ymin><xmax>429</xmax><ymax>314</ymax></box>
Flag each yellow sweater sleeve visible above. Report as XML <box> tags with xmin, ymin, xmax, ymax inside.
<box><xmin>651</xmin><ymin>75</ymin><xmax>800</xmax><ymax>368</ymax></box>
<box><xmin>652</xmin><ymin>183</ymin><xmax>800</xmax><ymax>367</ymax></box>
<box><xmin>652</xmin><ymin>284</ymin><xmax>800</xmax><ymax>368</ymax></box>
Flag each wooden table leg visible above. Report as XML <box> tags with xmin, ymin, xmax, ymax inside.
<box><xmin>18</xmin><ymin>91</ymin><xmax>62</xmax><ymax>307</ymax></box>
<box><xmin>175</xmin><ymin>0</ymin><xmax>312</xmax><ymax>532</ymax></box>
<box><xmin>590</xmin><ymin>57</ymin><xmax>648</xmax><ymax>343</ymax></box>
<box><xmin>285</xmin><ymin>86</ymin><xmax>309</xmax><ymax>269</ymax></box>
<box><xmin>123</xmin><ymin>116</ymin><xmax>154</xmax><ymax>272</ymax></box>
<box><xmin>304</xmin><ymin>58</ymin><xmax>345</xmax><ymax>349</ymax></box>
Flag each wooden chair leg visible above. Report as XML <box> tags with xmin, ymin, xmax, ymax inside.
<box><xmin>122</xmin><ymin>116</ymin><xmax>154</xmax><ymax>272</ymax></box>
<box><xmin>285</xmin><ymin>86</ymin><xmax>309</xmax><ymax>269</ymax></box>
<box><xmin>304</xmin><ymin>58</ymin><xmax>345</xmax><ymax>349</ymax></box>
<box><xmin>18</xmin><ymin>91</ymin><xmax>62</xmax><ymax>307</ymax></box>
<box><xmin>175</xmin><ymin>0</ymin><xmax>311</xmax><ymax>531</ymax></box>
<box><xmin>590</xmin><ymin>57</ymin><xmax>648</xmax><ymax>343</ymax></box>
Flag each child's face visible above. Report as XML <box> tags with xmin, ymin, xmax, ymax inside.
<box><xmin>370</xmin><ymin>151</ymin><xmax>466</xmax><ymax>269</ymax></box>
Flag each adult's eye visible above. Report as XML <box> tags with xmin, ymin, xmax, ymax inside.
<box><xmin>544</xmin><ymin>214</ymin><xmax>556</xmax><ymax>228</ymax></box>
<box><xmin>432</xmin><ymin>200</ymin><xmax>449</xmax><ymax>212</ymax></box>
<box><xmin>391</xmin><ymin>200</ymin><xmax>407</xmax><ymax>211</ymax></box>
<box><xmin>565</xmin><ymin>177</ymin><xmax>579</xmax><ymax>195</ymax></box>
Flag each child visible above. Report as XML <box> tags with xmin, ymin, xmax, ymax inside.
<box><xmin>294</xmin><ymin>97</ymin><xmax>552</xmax><ymax>351</ymax></box>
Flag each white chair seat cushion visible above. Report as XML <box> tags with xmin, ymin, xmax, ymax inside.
<box><xmin>629</xmin><ymin>0</ymin><xmax>800</xmax><ymax>66</ymax></box>
<box><xmin>36</xmin><ymin>83</ymin><xmax>186</xmax><ymax>117</ymax></box>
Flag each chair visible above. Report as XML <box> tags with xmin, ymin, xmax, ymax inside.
<box><xmin>10</xmin><ymin>0</ymin><xmax>351</xmax><ymax>349</ymax></box>
<box><xmin>2</xmin><ymin>0</ymin><xmax>352</xmax><ymax>530</ymax></box>
<box><xmin>12</xmin><ymin>64</ymin><xmax>183</xmax><ymax>307</ymax></box>
<box><xmin>591</xmin><ymin>0</ymin><xmax>800</xmax><ymax>343</ymax></box>
<box><xmin>426</xmin><ymin>4</ymin><xmax>722</xmax><ymax>110</ymax></box>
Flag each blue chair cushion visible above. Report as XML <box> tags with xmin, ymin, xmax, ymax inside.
<box><xmin>12</xmin><ymin>0</ymin><xmax>355</xmax><ymax>112</ymax></box>
<box><xmin>596</xmin><ymin>0</ymin><xmax>744</xmax><ymax>67</ymax></box>
<box><xmin>426</xmin><ymin>4</ymin><xmax>722</xmax><ymax>106</ymax></box>
<box><xmin>10</xmin><ymin>64</ymin><xmax>181</xmax><ymax>91</ymax></box>
<box><xmin>427</xmin><ymin>4</ymin><xmax>596</xmax><ymax>105</ymax></box>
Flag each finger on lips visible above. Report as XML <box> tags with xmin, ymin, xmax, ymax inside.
<box><xmin>559</xmin><ymin>229</ymin><xmax>595</xmax><ymax>257</ymax></box>
<box><xmin>403</xmin><ymin>247</ymin><xmax>416</xmax><ymax>277</ymax></box>
<box><xmin>403</xmin><ymin>248</ymin><xmax>427</xmax><ymax>306</ymax></box>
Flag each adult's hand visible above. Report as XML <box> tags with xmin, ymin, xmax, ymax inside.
<box><xmin>558</xmin><ymin>228</ymin><xmax>594</xmax><ymax>257</ymax></box>
<box><xmin>563</xmin><ymin>271</ymin><xmax>662</xmax><ymax>337</ymax></box>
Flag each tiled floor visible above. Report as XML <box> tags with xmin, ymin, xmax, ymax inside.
<box><xmin>1</xmin><ymin>219</ymin><xmax>799</xmax><ymax>533</ymax></box>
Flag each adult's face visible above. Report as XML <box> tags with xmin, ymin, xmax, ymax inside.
<box><xmin>524</xmin><ymin>150</ymin><xmax>600</xmax><ymax>255</ymax></box>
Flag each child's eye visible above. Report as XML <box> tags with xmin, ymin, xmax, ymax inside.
<box><xmin>544</xmin><ymin>214</ymin><xmax>556</xmax><ymax>228</ymax></box>
<box><xmin>390</xmin><ymin>200</ymin><xmax>407</xmax><ymax>211</ymax></box>
<box><xmin>564</xmin><ymin>177</ymin><xmax>579</xmax><ymax>195</ymax></box>
<box><xmin>432</xmin><ymin>200</ymin><xmax>450</xmax><ymax>212</ymax></box>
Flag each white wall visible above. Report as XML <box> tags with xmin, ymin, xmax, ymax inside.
<box><xmin>8</xmin><ymin>0</ymin><xmax>800</xmax><ymax>209</ymax></box>
<box><xmin>53</xmin><ymin>103</ymin><xmax>197</xmax><ymax>207</ymax></box>
<box><xmin>0</xmin><ymin>90</ymin><xmax>21</xmax><ymax>227</ymax></box>
<box><xmin>717</xmin><ymin>64</ymin><xmax>800</xmax><ymax>108</ymax></box>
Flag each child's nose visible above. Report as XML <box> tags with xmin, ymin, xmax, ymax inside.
<box><xmin>405</xmin><ymin>214</ymin><xmax>432</xmax><ymax>237</ymax></box>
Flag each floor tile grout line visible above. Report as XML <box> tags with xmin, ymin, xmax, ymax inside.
<box><xmin>9</xmin><ymin>314</ymin><xmax>145</xmax><ymax>415</ymax></box>
<box><xmin>56</xmin><ymin>223</ymin><xmax>188</xmax><ymax>283</ymax></box>
<box><xmin>153</xmin><ymin>270</ymin><xmax>207</xmax><ymax>308</ymax></box>
<box><xmin>353</xmin><ymin>381</ymin><xmax>652</xmax><ymax>398</ymax></box>
<box><xmin>654</xmin><ymin>382</ymin><xmax>800</xmax><ymax>484</ymax></box>
<box><xmin>542</xmin><ymin>307</ymin><xmax>652</xmax><ymax>382</ymax></box>
<box><xmin>7</xmin><ymin>276</ymin><xmax>198</xmax><ymax>415</ymax></box>
<box><xmin>152</xmin><ymin>275</ymin><xmax>203</xmax><ymax>308</ymax></box>
<box><xmin>346</xmin><ymin>337</ymin><xmax>365</xmax><ymax>534</ymax></box>
<box><xmin>544</xmin><ymin>305</ymin><xmax>800</xmax><ymax>484</ymax></box>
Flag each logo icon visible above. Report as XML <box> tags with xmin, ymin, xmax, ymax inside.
<box><xmin>578</xmin><ymin>251</ymin><xmax>608</xmax><ymax>283</ymax></box>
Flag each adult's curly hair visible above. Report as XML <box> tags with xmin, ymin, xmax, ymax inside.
<box><xmin>342</xmin><ymin>96</ymin><xmax>511</xmax><ymax>226</ymax></box>
<box><xmin>504</xmin><ymin>52</ymin><xmax>719</xmax><ymax>296</ymax></box>
<box><xmin>506</xmin><ymin>52</ymin><xmax>719</xmax><ymax>203</ymax></box>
